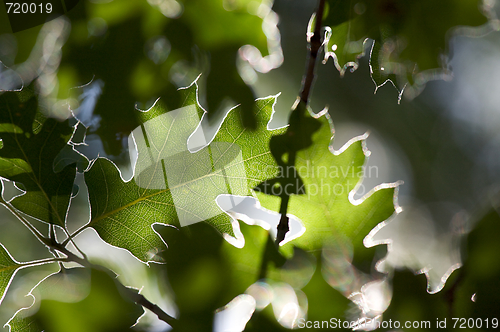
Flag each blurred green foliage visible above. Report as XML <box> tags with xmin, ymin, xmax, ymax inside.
<box><xmin>322</xmin><ymin>0</ymin><xmax>491</xmax><ymax>99</ymax></box>
<box><xmin>10</xmin><ymin>268</ymin><xmax>143</xmax><ymax>332</ymax></box>
<box><xmin>0</xmin><ymin>0</ymin><xmax>500</xmax><ymax>331</ymax></box>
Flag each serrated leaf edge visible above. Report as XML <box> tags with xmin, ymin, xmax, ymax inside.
<box><xmin>363</xmin><ymin>197</ymin><xmax>463</xmax><ymax>294</ymax></box>
<box><xmin>80</xmin><ymin>77</ymin><xmax>284</xmax><ymax>262</ymax></box>
<box><xmin>0</xmin><ymin>61</ymin><xmax>24</xmax><ymax>93</ymax></box>
<box><xmin>369</xmin><ymin>4</ymin><xmax>500</xmax><ymax>102</ymax></box>
<box><xmin>0</xmin><ymin>243</ymin><xmax>61</xmax><ymax>308</ymax></box>
<box><xmin>0</xmin><ymin>97</ymin><xmax>82</xmax><ymax>226</ymax></box>
<box><xmin>322</xmin><ymin>26</ymin><xmax>370</xmax><ymax>77</ymax></box>
<box><xmin>3</xmin><ymin>267</ymin><xmax>146</xmax><ymax>331</ymax></box>
<box><xmin>3</xmin><ymin>268</ymin><xmax>57</xmax><ymax>331</ymax></box>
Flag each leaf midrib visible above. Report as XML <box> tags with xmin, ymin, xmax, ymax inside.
<box><xmin>89</xmin><ymin>151</ymin><xmax>273</xmax><ymax>227</ymax></box>
<box><xmin>0</xmin><ymin>264</ymin><xmax>21</xmax><ymax>274</ymax></box>
<box><xmin>86</xmin><ymin>97</ymin><xmax>278</xmax><ymax>232</ymax></box>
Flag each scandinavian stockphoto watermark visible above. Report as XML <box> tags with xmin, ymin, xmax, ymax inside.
<box><xmin>130</xmin><ymin>104</ymin><xmax>379</xmax><ymax>227</ymax></box>
<box><xmin>297</xmin><ymin>317</ymin><xmax>499</xmax><ymax>329</ymax></box>
<box><xmin>251</xmin><ymin>162</ymin><xmax>378</xmax><ymax>198</ymax></box>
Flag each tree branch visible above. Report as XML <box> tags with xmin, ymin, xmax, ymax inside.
<box><xmin>275</xmin><ymin>0</ymin><xmax>326</xmax><ymax>245</ymax></box>
<box><xmin>133</xmin><ymin>292</ymin><xmax>178</xmax><ymax>329</ymax></box>
<box><xmin>1</xmin><ymin>196</ymin><xmax>177</xmax><ymax>328</ymax></box>
<box><xmin>299</xmin><ymin>0</ymin><xmax>326</xmax><ymax>105</ymax></box>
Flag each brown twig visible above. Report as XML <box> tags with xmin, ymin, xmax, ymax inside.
<box><xmin>5</xmin><ymin>211</ymin><xmax>178</xmax><ymax>329</ymax></box>
<box><xmin>134</xmin><ymin>293</ymin><xmax>178</xmax><ymax>329</ymax></box>
<box><xmin>299</xmin><ymin>0</ymin><xmax>326</xmax><ymax>105</ymax></box>
<box><xmin>275</xmin><ymin>0</ymin><xmax>327</xmax><ymax>245</ymax></box>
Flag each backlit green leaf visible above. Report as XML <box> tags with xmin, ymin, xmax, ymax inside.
<box><xmin>0</xmin><ymin>243</ymin><xmax>22</xmax><ymax>306</ymax></box>
<box><xmin>59</xmin><ymin>0</ymin><xmax>281</xmax><ymax>155</ymax></box>
<box><xmin>83</xmin><ymin>81</ymin><xmax>286</xmax><ymax>262</ymax></box>
<box><xmin>257</xmin><ymin>110</ymin><xmax>398</xmax><ymax>256</ymax></box>
<box><xmin>0</xmin><ymin>86</ymin><xmax>85</xmax><ymax>226</ymax></box>
<box><xmin>6</xmin><ymin>315</ymin><xmax>42</xmax><ymax>332</ymax></box>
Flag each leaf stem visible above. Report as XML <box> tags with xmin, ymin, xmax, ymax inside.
<box><xmin>18</xmin><ymin>257</ymin><xmax>68</xmax><ymax>268</ymax></box>
<box><xmin>1</xmin><ymin>200</ymin><xmax>177</xmax><ymax>327</ymax></box>
<box><xmin>61</xmin><ymin>224</ymin><xmax>88</xmax><ymax>247</ymax></box>
<box><xmin>62</xmin><ymin>226</ymin><xmax>88</xmax><ymax>260</ymax></box>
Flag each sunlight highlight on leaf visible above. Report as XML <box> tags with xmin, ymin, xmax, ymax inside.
<box><xmin>83</xmin><ymin>80</ymin><xmax>286</xmax><ymax>262</ymax></box>
<box><xmin>213</xmin><ymin>294</ymin><xmax>256</xmax><ymax>332</ymax></box>
<box><xmin>256</xmin><ymin>109</ymin><xmax>399</xmax><ymax>256</ymax></box>
<box><xmin>364</xmin><ymin>203</ymin><xmax>464</xmax><ymax>293</ymax></box>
